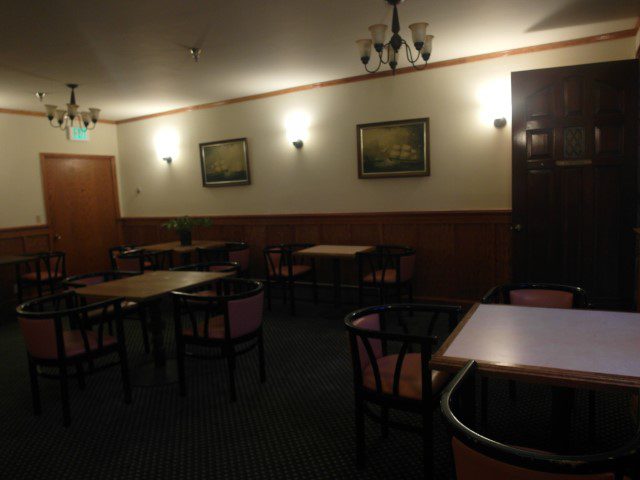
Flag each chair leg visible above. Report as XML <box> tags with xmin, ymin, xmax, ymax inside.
<box><xmin>355</xmin><ymin>397</ymin><xmax>366</xmax><ymax>469</ymax></box>
<box><xmin>118</xmin><ymin>345</ymin><xmax>132</xmax><ymax>405</ymax></box>
<box><xmin>75</xmin><ymin>361</ymin><xmax>86</xmax><ymax>390</ymax></box>
<box><xmin>311</xmin><ymin>270</ymin><xmax>318</xmax><ymax>305</ymax></box>
<box><xmin>258</xmin><ymin>330</ymin><xmax>266</xmax><ymax>383</ymax></box>
<box><xmin>423</xmin><ymin>405</ymin><xmax>434</xmax><ymax>479</ymax></box>
<box><xmin>265</xmin><ymin>279</ymin><xmax>272</xmax><ymax>311</ymax></box>
<box><xmin>282</xmin><ymin>279</ymin><xmax>288</xmax><ymax>305</ymax></box>
<box><xmin>28</xmin><ymin>357</ymin><xmax>41</xmax><ymax>415</ymax></box>
<box><xmin>289</xmin><ymin>280</ymin><xmax>296</xmax><ymax>316</ymax></box>
<box><xmin>139</xmin><ymin>310</ymin><xmax>150</xmax><ymax>354</ymax></box>
<box><xmin>358</xmin><ymin>283</ymin><xmax>364</xmax><ymax>307</ymax></box>
<box><xmin>59</xmin><ymin>364</ymin><xmax>71</xmax><ymax>427</ymax></box>
<box><xmin>508</xmin><ymin>380</ymin><xmax>517</xmax><ymax>402</ymax></box>
<box><xmin>588</xmin><ymin>390</ymin><xmax>596</xmax><ymax>443</ymax></box>
<box><xmin>176</xmin><ymin>339</ymin><xmax>187</xmax><ymax>397</ymax></box>
<box><xmin>227</xmin><ymin>347</ymin><xmax>237</xmax><ymax>402</ymax></box>
<box><xmin>381</xmin><ymin>406</ymin><xmax>389</xmax><ymax>438</ymax></box>
<box><xmin>480</xmin><ymin>377</ymin><xmax>488</xmax><ymax>432</ymax></box>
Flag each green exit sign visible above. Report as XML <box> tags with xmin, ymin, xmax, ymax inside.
<box><xmin>67</xmin><ymin>127</ymin><xmax>89</xmax><ymax>142</ymax></box>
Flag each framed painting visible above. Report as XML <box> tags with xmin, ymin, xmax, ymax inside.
<box><xmin>356</xmin><ymin>118</ymin><xmax>430</xmax><ymax>179</ymax></box>
<box><xmin>199</xmin><ymin>137</ymin><xmax>250</xmax><ymax>187</ymax></box>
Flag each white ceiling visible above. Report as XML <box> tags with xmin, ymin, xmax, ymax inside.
<box><xmin>0</xmin><ymin>0</ymin><xmax>637</xmax><ymax>120</ymax></box>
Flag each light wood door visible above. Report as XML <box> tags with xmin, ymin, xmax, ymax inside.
<box><xmin>511</xmin><ymin>59</ymin><xmax>638</xmax><ymax>309</ymax></box>
<box><xmin>41</xmin><ymin>154</ymin><xmax>122</xmax><ymax>274</ymax></box>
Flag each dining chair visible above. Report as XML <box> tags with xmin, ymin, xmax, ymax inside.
<box><xmin>112</xmin><ymin>248</ymin><xmax>173</xmax><ymax>272</ymax></box>
<box><xmin>170</xmin><ymin>261</ymin><xmax>239</xmax><ymax>298</ymax></box>
<box><xmin>197</xmin><ymin>242</ymin><xmax>251</xmax><ymax>276</ymax></box>
<box><xmin>441</xmin><ymin>360</ymin><xmax>640</xmax><ymax>480</ymax></box>
<box><xmin>356</xmin><ymin>245</ymin><xmax>416</xmax><ymax>307</ymax></box>
<box><xmin>171</xmin><ymin>278</ymin><xmax>265</xmax><ymax>402</ymax></box>
<box><xmin>344</xmin><ymin>303</ymin><xmax>462</xmax><ymax>477</ymax></box>
<box><xmin>16</xmin><ymin>291</ymin><xmax>132</xmax><ymax>426</ymax></box>
<box><xmin>16</xmin><ymin>251</ymin><xmax>67</xmax><ymax>302</ymax></box>
<box><xmin>63</xmin><ymin>271</ymin><xmax>151</xmax><ymax>353</ymax></box>
<box><xmin>481</xmin><ymin>283</ymin><xmax>592</xmax><ymax>434</ymax></box>
<box><xmin>263</xmin><ymin>243</ymin><xmax>317</xmax><ymax>315</ymax></box>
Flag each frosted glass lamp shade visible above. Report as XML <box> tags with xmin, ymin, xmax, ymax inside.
<box><xmin>356</xmin><ymin>39</ymin><xmax>372</xmax><ymax>63</ymax></box>
<box><xmin>89</xmin><ymin>108</ymin><xmax>101</xmax><ymax>123</ymax></box>
<box><xmin>81</xmin><ymin>111</ymin><xmax>91</xmax><ymax>126</ymax></box>
<box><xmin>55</xmin><ymin>109</ymin><xmax>66</xmax><ymax>123</ymax></box>
<box><xmin>67</xmin><ymin>103</ymin><xmax>78</xmax><ymax>119</ymax></box>
<box><xmin>421</xmin><ymin>35</ymin><xmax>434</xmax><ymax>60</ymax></box>
<box><xmin>368</xmin><ymin>24</ymin><xmax>387</xmax><ymax>50</ymax></box>
<box><xmin>409</xmin><ymin>22</ymin><xmax>428</xmax><ymax>49</ymax></box>
<box><xmin>44</xmin><ymin>104</ymin><xmax>57</xmax><ymax>120</ymax></box>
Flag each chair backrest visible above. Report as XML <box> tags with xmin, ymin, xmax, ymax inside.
<box><xmin>344</xmin><ymin>303</ymin><xmax>461</xmax><ymax>399</ymax></box>
<box><xmin>441</xmin><ymin>361</ymin><xmax>640</xmax><ymax>480</ymax></box>
<box><xmin>482</xmin><ymin>283</ymin><xmax>588</xmax><ymax>309</ymax></box>
<box><xmin>109</xmin><ymin>245</ymin><xmax>137</xmax><ymax>269</ymax></box>
<box><xmin>16</xmin><ymin>291</ymin><xmax>124</xmax><ymax>361</ymax></box>
<box><xmin>114</xmin><ymin>249</ymin><xmax>146</xmax><ymax>273</ymax></box>
<box><xmin>357</xmin><ymin>245</ymin><xmax>416</xmax><ymax>284</ymax></box>
<box><xmin>226</xmin><ymin>242</ymin><xmax>250</xmax><ymax>272</ymax></box>
<box><xmin>23</xmin><ymin>251</ymin><xmax>67</xmax><ymax>280</ymax></box>
<box><xmin>172</xmin><ymin>278</ymin><xmax>264</xmax><ymax>341</ymax></box>
<box><xmin>263</xmin><ymin>243</ymin><xmax>314</xmax><ymax>277</ymax></box>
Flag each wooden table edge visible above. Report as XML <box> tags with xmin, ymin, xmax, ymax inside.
<box><xmin>294</xmin><ymin>245</ymin><xmax>375</xmax><ymax>258</ymax></box>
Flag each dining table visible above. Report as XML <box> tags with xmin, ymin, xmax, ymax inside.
<box><xmin>143</xmin><ymin>240</ymin><xmax>228</xmax><ymax>265</ymax></box>
<box><xmin>77</xmin><ymin>270</ymin><xmax>232</xmax><ymax>385</ymax></box>
<box><xmin>430</xmin><ymin>303</ymin><xmax>640</xmax><ymax>451</ymax></box>
<box><xmin>294</xmin><ymin>245</ymin><xmax>374</xmax><ymax>306</ymax></box>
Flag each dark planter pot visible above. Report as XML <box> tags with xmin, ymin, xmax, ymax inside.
<box><xmin>179</xmin><ymin>230</ymin><xmax>192</xmax><ymax>246</ymax></box>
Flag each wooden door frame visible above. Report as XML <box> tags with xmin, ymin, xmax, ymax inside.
<box><xmin>39</xmin><ymin>153</ymin><xmax>123</xmax><ymax>247</ymax></box>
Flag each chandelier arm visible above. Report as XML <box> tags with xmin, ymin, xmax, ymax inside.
<box><xmin>365</xmin><ymin>53</ymin><xmax>384</xmax><ymax>73</ymax></box>
<box><xmin>404</xmin><ymin>41</ymin><xmax>420</xmax><ymax>65</ymax></box>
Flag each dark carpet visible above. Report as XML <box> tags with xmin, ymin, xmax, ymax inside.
<box><xmin>0</xmin><ymin>291</ymin><xmax>635</xmax><ymax>479</ymax></box>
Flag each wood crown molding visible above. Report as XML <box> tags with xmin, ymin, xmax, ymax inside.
<box><xmin>116</xmin><ymin>28</ymin><xmax>638</xmax><ymax>125</ymax></box>
<box><xmin>0</xmin><ymin>107</ymin><xmax>115</xmax><ymax>124</ymax></box>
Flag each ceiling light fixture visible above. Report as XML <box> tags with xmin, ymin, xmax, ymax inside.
<box><xmin>44</xmin><ymin>83</ymin><xmax>100</xmax><ymax>131</ymax></box>
<box><xmin>189</xmin><ymin>47</ymin><xmax>202</xmax><ymax>62</ymax></box>
<box><xmin>356</xmin><ymin>0</ymin><xmax>433</xmax><ymax>75</ymax></box>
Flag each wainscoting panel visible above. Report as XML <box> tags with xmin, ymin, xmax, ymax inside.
<box><xmin>121</xmin><ymin>211</ymin><xmax>512</xmax><ymax>303</ymax></box>
<box><xmin>0</xmin><ymin>225</ymin><xmax>51</xmax><ymax>312</ymax></box>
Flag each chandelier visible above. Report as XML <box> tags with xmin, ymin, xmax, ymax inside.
<box><xmin>356</xmin><ymin>0</ymin><xmax>433</xmax><ymax>74</ymax></box>
<box><xmin>44</xmin><ymin>83</ymin><xmax>101</xmax><ymax>131</ymax></box>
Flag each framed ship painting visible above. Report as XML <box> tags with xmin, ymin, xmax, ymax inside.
<box><xmin>356</xmin><ymin>118</ymin><xmax>430</xmax><ymax>179</ymax></box>
<box><xmin>199</xmin><ymin>137</ymin><xmax>250</xmax><ymax>187</ymax></box>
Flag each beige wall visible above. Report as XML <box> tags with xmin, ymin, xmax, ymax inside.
<box><xmin>0</xmin><ymin>114</ymin><xmax>118</xmax><ymax>228</ymax></box>
<box><xmin>116</xmin><ymin>37</ymin><xmax>634</xmax><ymax>218</ymax></box>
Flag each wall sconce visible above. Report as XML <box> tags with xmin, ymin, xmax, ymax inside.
<box><xmin>154</xmin><ymin>128</ymin><xmax>180</xmax><ymax>164</ymax></box>
<box><xmin>285</xmin><ymin>111</ymin><xmax>310</xmax><ymax>149</ymax></box>
<box><xmin>493</xmin><ymin>117</ymin><xmax>507</xmax><ymax>128</ymax></box>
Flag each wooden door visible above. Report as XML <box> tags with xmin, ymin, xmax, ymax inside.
<box><xmin>512</xmin><ymin>59</ymin><xmax>638</xmax><ymax>309</ymax></box>
<box><xmin>41</xmin><ymin>154</ymin><xmax>122</xmax><ymax>275</ymax></box>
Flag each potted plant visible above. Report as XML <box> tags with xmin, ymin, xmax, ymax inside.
<box><xmin>162</xmin><ymin>216</ymin><xmax>212</xmax><ymax>246</ymax></box>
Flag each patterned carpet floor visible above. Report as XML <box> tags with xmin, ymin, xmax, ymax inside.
<box><xmin>0</xmin><ymin>291</ymin><xmax>636</xmax><ymax>479</ymax></box>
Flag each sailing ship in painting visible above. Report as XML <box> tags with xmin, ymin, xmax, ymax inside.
<box><xmin>358</xmin><ymin>119</ymin><xmax>429</xmax><ymax>177</ymax></box>
<box><xmin>200</xmin><ymin>138</ymin><xmax>250</xmax><ymax>187</ymax></box>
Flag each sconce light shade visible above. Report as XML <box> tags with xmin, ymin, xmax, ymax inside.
<box><xmin>154</xmin><ymin>128</ymin><xmax>180</xmax><ymax>164</ymax></box>
<box><xmin>494</xmin><ymin>117</ymin><xmax>507</xmax><ymax>128</ymax></box>
<box><xmin>292</xmin><ymin>140</ymin><xmax>303</xmax><ymax>149</ymax></box>
<box><xmin>285</xmin><ymin>111</ymin><xmax>310</xmax><ymax>149</ymax></box>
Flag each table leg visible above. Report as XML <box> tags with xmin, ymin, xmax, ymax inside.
<box><xmin>149</xmin><ymin>300</ymin><xmax>166</xmax><ymax>367</ymax></box>
<box><xmin>332</xmin><ymin>258</ymin><xmax>342</xmax><ymax>307</ymax></box>
<box><xmin>551</xmin><ymin>386</ymin><xmax>574</xmax><ymax>452</ymax></box>
<box><xmin>131</xmin><ymin>299</ymin><xmax>178</xmax><ymax>387</ymax></box>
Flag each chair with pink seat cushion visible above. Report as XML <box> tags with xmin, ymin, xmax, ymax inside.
<box><xmin>198</xmin><ymin>242</ymin><xmax>251</xmax><ymax>276</ymax></box>
<box><xmin>263</xmin><ymin>244</ymin><xmax>318</xmax><ymax>315</ymax></box>
<box><xmin>345</xmin><ymin>303</ymin><xmax>462</xmax><ymax>478</ymax></box>
<box><xmin>442</xmin><ymin>360</ymin><xmax>640</xmax><ymax>480</ymax></box>
<box><xmin>16</xmin><ymin>290</ymin><xmax>132</xmax><ymax>426</ymax></box>
<box><xmin>171</xmin><ymin>278</ymin><xmax>265</xmax><ymax>402</ymax></box>
<box><xmin>170</xmin><ymin>261</ymin><xmax>240</xmax><ymax>298</ymax></box>
<box><xmin>356</xmin><ymin>245</ymin><xmax>416</xmax><ymax>307</ymax></box>
<box><xmin>63</xmin><ymin>271</ymin><xmax>151</xmax><ymax>353</ymax></box>
<box><xmin>16</xmin><ymin>251</ymin><xmax>67</xmax><ymax>302</ymax></box>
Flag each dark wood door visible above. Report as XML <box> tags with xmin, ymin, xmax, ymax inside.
<box><xmin>41</xmin><ymin>154</ymin><xmax>122</xmax><ymax>275</ymax></box>
<box><xmin>512</xmin><ymin>59</ymin><xmax>638</xmax><ymax>309</ymax></box>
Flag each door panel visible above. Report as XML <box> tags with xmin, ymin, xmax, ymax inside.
<box><xmin>512</xmin><ymin>59</ymin><xmax>638</xmax><ymax>308</ymax></box>
<box><xmin>41</xmin><ymin>155</ymin><xmax>121</xmax><ymax>275</ymax></box>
